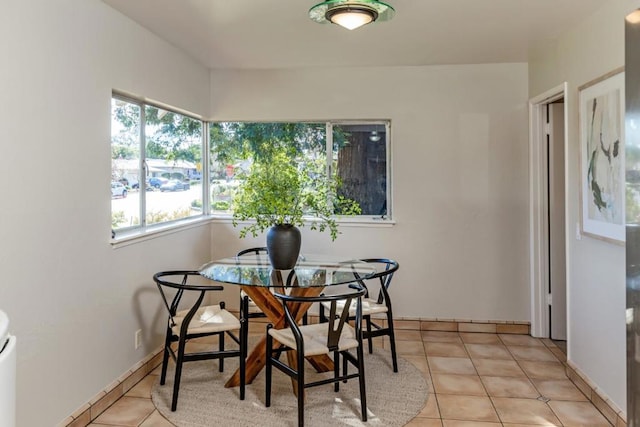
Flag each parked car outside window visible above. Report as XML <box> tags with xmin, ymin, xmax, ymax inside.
<box><xmin>160</xmin><ymin>179</ymin><xmax>190</xmax><ymax>192</ymax></box>
<box><xmin>111</xmin><ymin>181</ymin><xmax>127</xmax><ymax>198</ymax></box>
<box><xmin>148</xmin><ymin>177</ymin><xmax>169</xmax><ymax>188</ymax></box>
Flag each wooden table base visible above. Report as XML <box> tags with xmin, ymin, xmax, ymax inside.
<box><xmin>225</xmin><ymin>283</ymin><xmax>333</xmax><ymax>391</ymax></box>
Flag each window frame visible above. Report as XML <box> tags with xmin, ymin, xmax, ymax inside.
<box><xmin>327</xmin><ymin>120</ymin><xmax>392</xmax><ymax>221</ymax></box>
<box><xmin>208</xmin><ymin>119</ymin><xmax>393</xmax><ymax>223</ymax></box>
<box><xmin>110</xmin><ymin>92</ymin><xmax>394</xmax><ymax>244</ymax></box>
<box><xmin>111</xmin><ymin>92</ymin><xmax>209</xmax><ymax>241</ymax></box>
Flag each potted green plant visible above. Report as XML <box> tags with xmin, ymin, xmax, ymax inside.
<box><xmin>232</xmin><ymin>148</ymin><xmax>360</xmax><ymax>269</ymax></box>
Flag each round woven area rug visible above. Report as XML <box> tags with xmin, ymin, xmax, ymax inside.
<box><xmin>152</xmin><ymin>348</ymin><xmax>429</xmax><ymax>427</ymax></box>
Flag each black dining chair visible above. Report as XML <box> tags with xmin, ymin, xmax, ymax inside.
<box><xmin>153</xmin><ymin>270</ymin><xmax>247</xmax><ymax>411</ymax></box>
<box><xmin>265</xmin><ymin>281</ymin><xmax>368</xmax><ymax>427</ymax></box>
<box><xmin>319</xmin><ymin>258</ymin><xmax>400</xmax><ymax>372</ymax></box>
<box><xmin>236</xmin><ymin>247</ymin><xmax>270</xmax><ymax>322</ymax></box>
<box><xmin>236</xmin><ymin>247</ymin><xmax>308</xmax><ymax>325</ymax></box>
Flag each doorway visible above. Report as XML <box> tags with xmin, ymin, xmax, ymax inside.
<box><xmin>529</xmin><ymin>84</ymin><xmax>568</xmax><ymax>345</ymax></box>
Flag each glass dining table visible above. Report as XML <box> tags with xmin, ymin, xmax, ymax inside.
<box><xmin>199</xmin><ymin>254</ymin><xmax>378</xmax><ymax>390</ymax></box>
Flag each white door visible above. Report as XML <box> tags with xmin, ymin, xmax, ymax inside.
<box><xmin>549</xmin><ymin>103</ymin><xmax>567</xmax><ymax>340</ymax></box>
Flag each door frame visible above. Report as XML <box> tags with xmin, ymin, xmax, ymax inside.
<box><xmin>529</xmin><ymin>82</ymin><xmax>569</xmax><ymax>338</ymax></box>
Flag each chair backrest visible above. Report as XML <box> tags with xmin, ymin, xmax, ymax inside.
<box><xmin>236</xmin><ymin>247</ymin><xmax>306</xmax><ymax>262</ymax></box>
<box><xmin>236</xmin><ymin>247</ymin><xmax>273</xmax><ymax>286</ymax></box>
<box><xmin>275</xmin><ymin>284</ymin><xmax>366</xmax><ymax>352</ymax></box>
<box><xmin>236</xmin><ymin>247</ymin><xmax>268</xmax><ymax>258</ymax></box>
<box><xmin>236</xmin><ymin>247</ymin><xmax>304</xmax><ymax>289</ymax></box>
<box><xmin>153</xmin><ymin>270</ymin><xmax>223</xmax><ymax>332</ymax></box>
<box><xmin>359</xmin><ymin>258</ymin><xmax>399</xmax><ymax>305</ymax></box>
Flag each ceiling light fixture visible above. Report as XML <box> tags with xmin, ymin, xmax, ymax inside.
<box><xmin>309</xmin><ymin>0</ymin><xmax>395</xmax><ymax>31</ymax></box>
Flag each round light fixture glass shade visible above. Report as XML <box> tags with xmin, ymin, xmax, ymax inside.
<box><xmin>309</xmin><ymin>0</ymin><xmax>395</xmax><ymax>30</ymax></box>
<box><xmin>327</xmin><ymin>7</ymin><xmax>376</xmax><ymax>30</ymax></box>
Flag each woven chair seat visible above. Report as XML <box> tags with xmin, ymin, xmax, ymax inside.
<box><xmin>269</xmin><ymin>323</ymin><xmax>358</xmax><ymax>357</ymax></box>
<box><xmin>173</xmin><ymin>305</ymin><xmax>240</xmax><ymax>335</ymax></box>
<box><xmin>321</xmin><ymin>298</ymin><xmax>388</xmax><ymax>316</ymax></box>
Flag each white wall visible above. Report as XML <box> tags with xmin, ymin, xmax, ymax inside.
<box><xmin>528</xmin><ymin>0</ymin><xmax>629</xmax><ymax>412</ymax></box>
<box><xmin>209</xmin><ymin>64</ymin><xmax>530</xmax><ymax>321</ymax></box>
<box><xmin>0</xmin><ymin>1</ymin><xmax>212</xmax><ymax>425</ymax></box>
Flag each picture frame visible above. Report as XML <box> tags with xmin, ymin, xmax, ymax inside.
<box><xmin>579</xmin><ymin>67</ymin><xmax>625</xmax><ymax>244</ymax></box>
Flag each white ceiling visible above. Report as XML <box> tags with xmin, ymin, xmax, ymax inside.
<box><xmin>102</xmin><ymin>0</ymin><xmax>605</xmax><ymax>70</ymax></box>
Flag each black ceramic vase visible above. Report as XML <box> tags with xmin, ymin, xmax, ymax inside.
<box><xmin>266</xmin><ymin>224</ymin><xmax>301</xmax><ymax>270</ymax></box>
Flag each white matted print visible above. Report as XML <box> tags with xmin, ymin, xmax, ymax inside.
<box><xmin>579</xmin><ymin>68</ymin><xmax>625</xmax><ymax>243</ymax></box>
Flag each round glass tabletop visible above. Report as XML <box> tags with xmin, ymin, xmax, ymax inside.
<box><xmin>199</xmin><ymin>254</ymin><xmax>377</xmax><ymax>287</ymax></box>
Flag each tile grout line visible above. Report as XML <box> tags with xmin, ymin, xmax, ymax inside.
<box><xmin>421</xmin><ymin>339</ymin><xmax>442</xmax><ymax>424</ymax></box>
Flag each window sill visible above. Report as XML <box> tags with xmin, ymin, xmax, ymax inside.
<box><xmin>208</xmin><ymin>215</ymin><xmax>395</xmax><ymax>228</ymax></box>
<box><xmin>111</xmin><ymin>214</ymin><xmax>396</xmax><ymax>249</ymax></box>
<box><xmin>335</xmin><ymin>217</ymin><xmax>396</xmax><ymax>227</ymax></box>
<box><xmin>110</xmin><ymin>216</ymin><xmax>212</xmax><ymax>248</ymax></box>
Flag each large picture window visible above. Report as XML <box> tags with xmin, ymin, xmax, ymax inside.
<box><xmin>209</xmin><ymin>121</ymin><xmax>390</xmax><ymax>219</ymax></box>
<box><xmin>111</xmin><ymin>96</ymin><xmax>391</xmax><ymax>240</ymax></box>
<box><xmin>111</xmin><ymin>96</ymin><xmax>204</xmax><ymax>237</ymax></box>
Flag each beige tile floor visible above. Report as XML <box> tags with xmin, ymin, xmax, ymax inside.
<box><xmin>87</xmin><ymin>325</ymin><xmax>613</xmax><ymax>427</ymax></box>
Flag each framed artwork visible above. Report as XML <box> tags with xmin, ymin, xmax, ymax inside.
<box><xmin>579</xmin><ymin>67</ymin><xmax>625</xmax><ymax>243</ymax></box>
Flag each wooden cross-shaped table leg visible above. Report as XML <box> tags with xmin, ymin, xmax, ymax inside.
<box><xmin>224</xmin><ymin>284</ymin><xmax>334</xmax><ymax>391</ymax></box>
